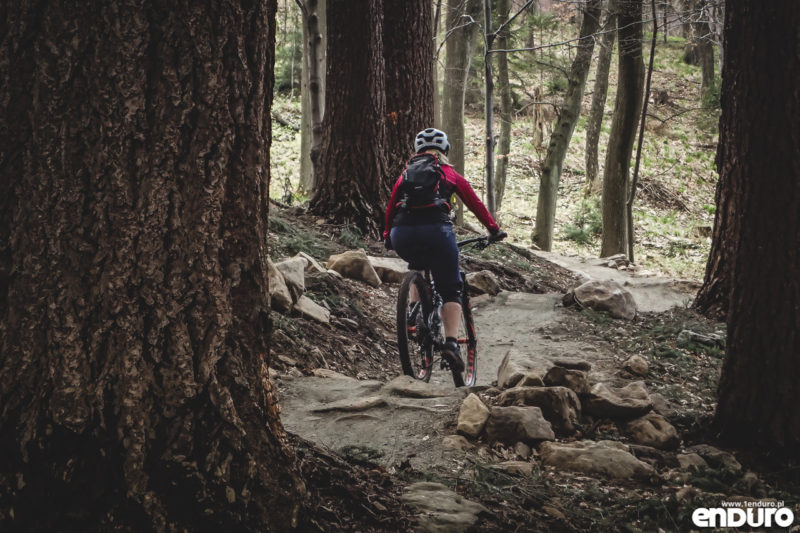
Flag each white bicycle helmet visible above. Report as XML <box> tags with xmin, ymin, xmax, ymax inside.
<box><xmin>414</xmin><ymin>128</ymin><xmax>450</xmax><ymax>154</ymax></box>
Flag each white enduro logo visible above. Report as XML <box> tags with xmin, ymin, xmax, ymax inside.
<box><xmin>692</xmin><ymin>501</ymin><xmax>795</xmax><ymax>528</ymax></box>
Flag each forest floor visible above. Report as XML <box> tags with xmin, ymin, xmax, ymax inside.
<box><xmin>269</xmin><ymin>209</ymin><xmax>800</xmax><ymax>532</ymax></box>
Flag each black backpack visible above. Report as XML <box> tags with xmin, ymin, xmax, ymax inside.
<box><xmin>398</xmin><ymin>153</ymin><xmax>450</xmax><ymax>211</ymax></box>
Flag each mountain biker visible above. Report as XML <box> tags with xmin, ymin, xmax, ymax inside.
<box><xmin>383</xmin><ymin>128</ymin><xmax>507</xmax><ymax>374</ymax></box>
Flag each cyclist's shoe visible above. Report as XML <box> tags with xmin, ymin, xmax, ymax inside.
<box><xmin>442</xmin><ymin>339</ymin><xmax>465</xmax><ymax>374</ymax></box>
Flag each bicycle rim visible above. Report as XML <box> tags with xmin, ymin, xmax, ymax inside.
<box><xmin>397</xmin><ymin>272</ymin><xmax>433</xmax><ymax>382</ymax></box>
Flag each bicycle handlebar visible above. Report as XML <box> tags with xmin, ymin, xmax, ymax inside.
<box><xmin>456</xmin><ymin>236</ymin><xmax>490</xmax><ymax>248</ymax></box>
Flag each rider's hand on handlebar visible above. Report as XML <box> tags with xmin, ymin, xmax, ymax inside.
<box><xmin>489</xmin><ymin>229</ymin><xmax>507</xmax><ymax>243</ymax></box>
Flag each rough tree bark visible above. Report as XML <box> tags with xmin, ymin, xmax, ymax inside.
<box><xmin>299</xmin><ymin>0</ymin><xmax>327</xmax><ymax>193</ymax></box>
<box><xmin>0</xmin><ymin>1</ymin><xmax>306</xmax><ymax>531</ymax></box>
<box><xmin>310</xmin><ymin>0</ymin><xmax>388</xmax><ymax>235</ymax></box>
<box><xmin>532</xmin><ymin>0</ymin><xmax>602</xmax><ymax>250</ymax></box>
<box><xmin>383</xmin><ymin>0</ymin><xmax>435</xmax><ymax>180</ymax></box>
<box><xmin>584</xmin><ymin>0</ymin><xmax>617</xmax><ymax>195</ymax></box>
<box><xmin>600</xmin><ymin>0</ymin><xmax>644</xmax><ymax>257</ymax></box>
<box><xmin>442</xmin><ymin>0</ymin><xmax>482</xmax><ymax>222</ymax></box>
<box><xmin>494</xmin><ymin>0</ymin><xmax>513</xmax><ymax>211</ymax></box>
<box><xmin>712</xmin><ymin>1</ymin><xmax>800</xmax><ymax>453</ymax></box>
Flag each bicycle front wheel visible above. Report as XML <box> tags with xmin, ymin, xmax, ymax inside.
<box><xmin>397</xmin><ymin>271</ymin><xmax>433</xmax><ymax>382</ymax></box>
<box><xmin>459</xmin><ymin>293</ymin><xmax>478</xmax><ymax>387</ymax></box>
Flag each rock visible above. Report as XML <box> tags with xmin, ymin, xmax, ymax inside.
<box><xmin>684</xmin><ymin>444</ymin><xmax>742</xmax><ymax>471</ymax></box>
<box><xmin>623</xmin><ymin>355</ymin><xmax>649</xmax><ymax>376</ymax></box>
<box><xmin>629</xmin><ymin>444</ymin><xmax>680</xmax><ymax>469</ymax></box>
<box><xmin>552</xmin><ymin>358</ymin><xmax>592</xmax><ymax>371</ymax></box>
<box><xmin>383</xmin><ymin>375</ymin><xmax>453</xmax><ymax>398</ymax></box>
<box><xmin>268</xmin><ymin>259</ymin><xmax>293</xmax><ymax>312</ymax></box>
<box><xmin>367</xmin><ymin>256</ymin><xmax>408</xmax><ymax>283</ymax></box>
<box><xmin>625</xmin><ymin>413</ymin><xmax>680</xmax><ymax>450</ymax></box>
<box><xmin>312</xmin><ymin>368</ymin><xmax>349</xmax><ymax>379</ymax></box>
<box><xmin>518</xmin><ymin>372</ymin><xmax>544</xmax><ymax>387</ymax></box>
<box><xmin>676</xmin><ymin>329</ymin><xmax>725</xmax><ymax>348</ymax></box>
<box><xmin>311</xmin><ymin>396</ymin><xmax>386</xmax><ymax>413</ymax></box>
<box><xmin>402</xmin><ymin>482</ymin><xmax>488</xmax><ymax>533</ymax></box>
<box><xmin>296</xmin><ymin>252</ymin><xmax>327</xmax><ymax>274</ymax></box>
<box><xmin>485</xmin><ymin>406</ymin><xmax>555</xmax><ymax>445</ymax></box>
<box><xmin>326</xmin><ymin>268</ymin><xmax>343</xmax><ymax>279</ymax></box>
<box><xmin>491</xmin><ymin>461</ymin><xmax>533</xmax><ymax>476</ymax></box>
<box><xmin>542</xmin><ymin>506</ymin><xmax>566</xmax><ymax>521</ymax></box>
<box><xmin>293</xmin><ymin>295</ymin><xmax>331</xmax><ymax>325</ymax></box>
<box><xmin>326</xmin><ymin>250</ymin><xmax>382</xmax><ymax>287</ymax></box>
<box><xmin>539</xmin><ymin>440</ymin><xmax>655</xmax><ymax>480</ymax></box>
<box><xmin>470</xmin><ymin>294</ymin><xmax>492</xmax><ymax>307</ymax></box>
<box><xmin>457</xmin><ymin>393</ymin><xmax>490</xmax><ymax>438</ymax></box>
<box><xmin>274</xmin><ymin>257</ymin><xmax>307</xmax><ymax>301</ymax></box>
<box><xmin>649</xmin><ymin>393</ymin><xmax>676</xmax><ymax>418</ymax></box>
<box><xmin>514</xmin><ymin>442</ymin><xmax>532</xmax><ymax>459</ymax></box>
<box><xmin>583</xmin><ymin>381</ymin><xmax>653</xmax><ymax>419</ymax></box>
<box><xmin>496</xmin><ymin>386</ymin><xmax>581</xmax><ymax>434</ymax></box>
<box><xmin>466</xmin><ymin>270</ymin><xmax>501</xmax><ymax>296</ymax></box>
<box><xmin>677</xmin><ymin>452</ymin><xmax>708</xmax><ymax>472</ymax></box>
<box><xmin>442</xmin><ymin>435</ymin><xmax>476</xmax><ymax>452</ymax></box>
<box><xmin>497</xmin><ymin>351</ymin><xmax>525</xmax><ymax>389</ymax></box>
<box><xmin>566</xmin><ymin>280</ymin><xmax>637</xmax><ymax>320</ymax></box>
<box><xmin>543</xmin><ymin>366</ymin><xmax>590</xmax><ymax>395</ymax></box>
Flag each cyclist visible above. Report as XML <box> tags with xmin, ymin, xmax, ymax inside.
<box><xmin>383</xmin><ymin>128</ymin><xmax>506</xmax><ymax>373</ymax></box>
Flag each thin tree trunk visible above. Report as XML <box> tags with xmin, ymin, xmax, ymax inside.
<box><xmin>310</xmin><ymin>0</ymin><xmax>388</xmax><ymax>235</ymax></box>
<box><xmin>584</xmin><ymin>0</ymin><xmax>617</xmax><ymax>195</ymax></box>
<box><xmin>442</xmin><ymin>0</ymin><xmax>482</xmax><ymax>223</ymax></box>
<box><xmin>433</xmin><ymin>0</ymin><xmax>444</xmax><ymax>127</ymax></box>
<box><xmin>483</xmin><ymin>0</ymin><xmax>497</xmax><ymax>217</ymax></box>
<box><xmin>600</xmin><ymin>0</ymin><xmax>644</xmax><ymax>257</ymax></box>
<box><xmin>299</xmin><ymin>0</ymin><xmax>327</xmax><ymax>193</ymax></box>
<box><xmin>384</xmin><ymin>0</ymin><xmax>435</xmax><ymax>183</ymax></box>
<box><xmin>0</xmin><ymin>1</ymin><xmax>306</xmax><ymax>530</ymax></box>
<box><xmin>713</xmin><ymin>1</ymin><xmax>800</xmax><ymax>453</ymax></box>
<box><xmin>627</xmin><ymin>0</ymin><xmax>658</xmax><ymax>262</ymax></box>
<box><xmin>532</xmin><ymin>0</ymin><xmax>602</xmax><ymax>250</ymax></box>
<box><xmin>495</xmin><ymin>0</ymin><xmax>514</xmax><ymax>211</ymax></box>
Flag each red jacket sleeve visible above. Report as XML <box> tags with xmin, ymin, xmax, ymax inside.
<box><xmin>383</xmin><ymin>175</ymin><xmax>404</xmax><ymax>240</ymax></box>
<box><xmin>442</xmin><ymin>166</ymin><xmax>500</xmax><ymax>232</ymax></box>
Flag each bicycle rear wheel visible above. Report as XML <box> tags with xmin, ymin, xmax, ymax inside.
<box><xmin>397</xmin><ymin>271</ymin><xmax>433</xmax><ymax>381</ymax></box>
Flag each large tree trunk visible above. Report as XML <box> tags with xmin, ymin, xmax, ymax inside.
<box><xmin>299</xmin><ymin>0</ymin><xmax>327</xmax><ymax>193</ymax></box>
<box><xmin>532</xmin><ymin>0</ymin><xmax>602</xmax><ymax>250</ymax></box>
<box><xmin>442</xmin><ymin>0</ymin><xmax>482</xmax><ymax>223</ymax></box>
<box><xmin>310</xmin><ymin>0</ymin><xmax>388</xmax><ymax>235</ymax></box>
<box><xmin>494</xmin><ymin>0</ymin><xmax>513</xmax><ymax>212</ymax></box>
<box><xmin>584</xmin><ymin>0</ymin><xmax>617</xmax><ymax>195</ymax></box>
<box><xmin>0</xmin><ymin>1</ymin><xmax>306</xmax><ymax>530</ymax></box>
<box><xmin>383</xmin><ymin>0</ymin><xmax>435</xmax><ymax>180</ymax></box>
<box><xmin>600</xmin><ymin>0</ymin><xmax>644</xmax><ymax>257</ymax></box>
<box><xmin>713</xmin><ymin>1</ymin><xmax>800</xmax><ymax>452</ymax></box>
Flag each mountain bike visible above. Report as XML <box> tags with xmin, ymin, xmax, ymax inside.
<box><xmin>396</xmin><ymin>235</ymin><xmax>497</xmax><ymax>387</ymax></box>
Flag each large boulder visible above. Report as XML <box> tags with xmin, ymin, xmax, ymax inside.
<box><xmin>539</xmin><ymin>440</ymin><xmax>655</xmax><ymax>480</ymax></box>
<box><xmin>326</xmin><ymin>250</ymin><xmax>382</xmax><ymax>287</ymax></box>
<box><xmin>402</xmin><ymin>482</ymin><xmax>488</xmax><ymax>533</ymax></box>
<box><xmin>543</xmin><ymin>366</ymin><xmax>590</xmax><ymax>396</ymax></box>
<box><xmin>466</xmin><ymin>270</ymin><xmax>501</xmax><ymax>296</ymax></box>
<box><xmin>624</xmin><ymin>412</ymin><xmax>680</xmax><ymax>450</ymax></box>
<box><xmin>496</xmin><ymin>386</ymin><xmax>581</xmax><ymax>434</ymax></box>
<box><xmin>457</xmin><ymin>393</ymin><xmax>490</xmax><ymax>438</ymax></box>
<box><xmin>268</xmin><ymin>259</ymin><xmax>293</xmax><ymax>312</ymax></box>
<box><xmin>293</xmin><ymin>295</ymin><xmax>331</xmax><ymax>325</ymax></box>
<box><xmin>485</xmin><ymin>406</ymin><xmax>555</xmax><ymax>445</ymax></box>
<box><xmin>582</xmin><ymin>381</ymin><xmax>653</xmax><ymax>419</ymax></box>
<box><xmin>275</xmin><ymin>256</ymin><xmax>307</xmax><ymax>300</ymax></box>
<box><xmin>497</xmin><ymin>351</ymin><xmax>525</xmax><ymax>389</ymax></box>
<box><xmin>367</xmin><ymin>256</ymin><xmax>408</xmax><ymax>283</ymax></box>
<box><xmin>565</xmin><ymin>280</ymin><xmax>637</xmax><ymax>320</ymax></box>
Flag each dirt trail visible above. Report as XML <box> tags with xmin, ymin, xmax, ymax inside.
<box><xmin>279</xmin><ymin>253</ymin><xmax>698</xmax><ymax>476</ymax></box>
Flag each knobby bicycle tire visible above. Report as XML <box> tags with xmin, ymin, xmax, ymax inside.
<box><xmin>397</xmin><ymin>271</ymin><xmax>433</xmax><ymax>382</ymax></box>
<box><xmin>460</xmin><ymin>293</ymin><xmax>478</xmax><ymax>387</ymax></box>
